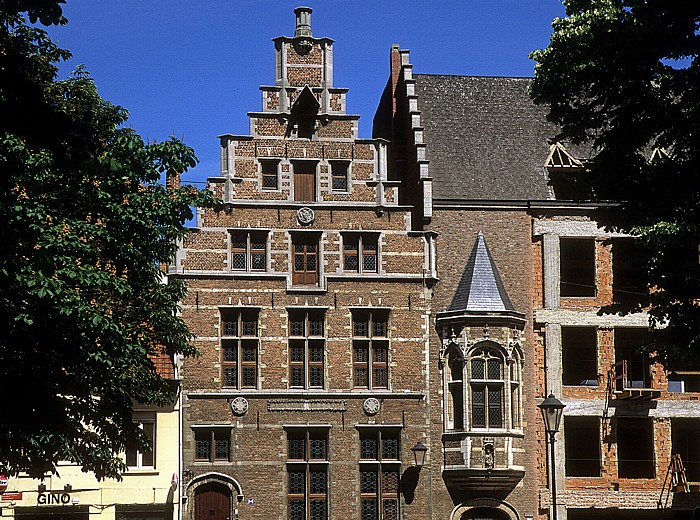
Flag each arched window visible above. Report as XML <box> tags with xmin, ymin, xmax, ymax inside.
<box><xmin>446</xmin><ymin>351</ymin><xmax>464</xmax><ymax>431</ymax></box>
<box><xmin>469</xmin><ymin>348</ymin><xmax>505</xmax><ymax>429</ymax></box>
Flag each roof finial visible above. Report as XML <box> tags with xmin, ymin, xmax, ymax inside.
<box><xmin>294</xmin><ymin>6</ymin><xmax>313</xmax><ymax>38</ymax></box>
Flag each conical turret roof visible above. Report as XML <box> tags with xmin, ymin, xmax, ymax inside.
<box><xmin>448</xmin><ymin>232</ymin><xmax>515</xmax><ymax>312</ymax></box>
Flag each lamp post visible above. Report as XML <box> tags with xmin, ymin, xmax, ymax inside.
<box><xmin>538</xmin><ymin>394</ymin><xmax>565</xmax><ymax>520</ymax></box>
<box><xmin>411</xmin><ymin>441</ymin><xmax>428</xmax><ymax>469</ymax></box>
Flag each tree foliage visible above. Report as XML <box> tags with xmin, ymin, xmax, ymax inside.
<box><xmin>530</xmin><ymin>0</ymin><xmax>700</xmax><ymax>366</ymax></box>
<box><xmin>0</xmin><ymin>5</ymin><xmax>218</xmax><ymax>479</ymax></box>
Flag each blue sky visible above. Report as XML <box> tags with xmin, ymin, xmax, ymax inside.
<box><xmin>47</xmin><ymin>1</ymin><xmax>566</xmax><ymax>184</ymax></box>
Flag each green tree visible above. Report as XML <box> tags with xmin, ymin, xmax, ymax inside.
<box><xmin>0</xmin><ymin>4</ymin><xmax>218</xmax><ymax>479</ymax></box>
<box><xmin>530</xmin><ymin>0</ymin><xmax>700</xmax><ymax>366</ymax></box>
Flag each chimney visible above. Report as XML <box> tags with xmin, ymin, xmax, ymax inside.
<box><xmin>294</xmin><ymin>6</ymin><xmax>313</xmax><ymax>37</ymax></box>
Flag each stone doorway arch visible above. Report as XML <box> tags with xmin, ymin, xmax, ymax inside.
<box><xmin>450</xmin><ymin>498</ymin><xmax>519</xmax><ymax>520</ymax></box>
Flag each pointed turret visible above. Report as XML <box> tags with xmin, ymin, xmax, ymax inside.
<box><xmin>448</xmin><ymin>231</ymin><xmax>515</xmax><ymax>313</ymax></box>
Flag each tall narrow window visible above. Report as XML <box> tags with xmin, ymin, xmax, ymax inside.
<box><xmin>261</xmin><ymin>159</ymin><xmax>280</xmax><ymax>190</ymax></box>
<box><xmin>617</xmin><ymin>418</ymin><xmax>655</xmax><ymax>478</ymax></box>
<box><xmin>343</xmin><ymin>234</ymin><xmax>378</xmax><ymax>273</ymax></box>
<box><xmin>220</xmin><ymin>308</ymin><xmax>258</xmax><ymax>389</ymax></box>
<box><xmin>509</xmin><ymin>352</ymin><xmax>522</xmax><ymax>428</ymax></box>
<box><xmin>562</xmin><ymin>327</ymin><xmax>598</xmax><ymax>386</ymax></box>
<box><xmin>672</xmin><ymin>419</ymin><xmax>700</xmax><ymax>481</ymax></box>
<box><xmin>287</xmin><ymin>428</ymin><xmax>328</xmax><ymax>520</ymax></box>
<box><xmin>565</xmin><ymin>416</ymin><xmax>601</xmax><ymax>477</ymax></box>
<box><xmin>126</xmin><ymin>413</ymin><xmax>155</xmax><ymax>469</ymax></box>
<box><xmin>352</xmin><ymin>310</ymin><xmax>389</xmax><ymax>389</ymax></box>
<box><xmin>292</xmin><ymin>233</ymin><xmax>320</xmax><ymax>285</ymax></box>
<box><xmin>560</xmin><ymin>238</ymin><xmax>596</xmax><ymax>297</ymax></box>
<box><xmin>330</xmin><ymin>161</ymin><xmax>349</xmax><ymax>192</ymax></box>
<box><xmin>231</xmin><ymin>231</ymin><xmax>267</xmax><ymax>271</ymax></box>
<box><xmin>615</xmin><ymin>328</ymin><xmax>651</xmax><ymax>389</ymax></box>
<box><xmin>294</xmin><ymin>161</ymin><xmax>317</xmax><ymax>202</ymax></box>
<box><xmin>289</xmin><ymin>309</ymin><xmax>325</xmax><ymax>389</ymax></box>
<box><xmin>194</xmin><ymin>428</ymin><xmax>231</xmax><ymax>463</ymax></box>
<box><xmin>358</xmin><ymin>429</ymin><xmax>400</xmax><ymax>520</ymax></box>
<box><xmin>469</xmin><ymin>349</ymin><xmax>504</xmax><ymax>429</ymax></box>
<box><xmin>612</xmin><ymin>238</ymin><xmax>646</xmax><ymax>305</ymax></box>
<box><xmin>447</xmin><ymin>352</ymin><xmax>464</xmax><ymax>430</ymax></box>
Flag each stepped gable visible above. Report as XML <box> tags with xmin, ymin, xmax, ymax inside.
<box><xmin>448</xmin><ymin>231</ymin><xmax>516</xmax><ymax>312</ymax></box>
<box><xmin>415</xmin><ymin>74</ymin><xmax>556</xmax><ymax>202</ymax></box>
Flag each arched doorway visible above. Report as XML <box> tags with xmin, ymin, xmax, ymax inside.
<box><xmin>461</xmin><ymin>507</ymin><xmax>511</xmax><ymax>520</ymax></box>
<box><xmin>194</xmin><ymin>482</ymin><xmax>231</xmax><ymax>520</ymax></box>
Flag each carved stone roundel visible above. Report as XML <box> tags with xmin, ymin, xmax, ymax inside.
<box><xmin>297</xmin><ymin>207</ymin><xmax>315</xmax><ymax>225</ymax></box>
<box><xmin>363</xmin><ymin>397</ymin><xmax>381</xmax><ymax>416</ymax></box>
<box><xmin>230</xmin><ymin>396</ymin><xmax>249</xmax><ymax>416</ymax></box>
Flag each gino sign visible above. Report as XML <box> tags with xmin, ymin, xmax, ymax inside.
<box><xmin>38</xmin><ymin>492</ymin><xmax>71</xmax><ymax>505</ymax></box>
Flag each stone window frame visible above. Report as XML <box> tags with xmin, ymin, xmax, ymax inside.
<box><xmin>260</xmin><ymin>158</ymin><xmax>281</xmax><ymax>190</ymax></box>
<box><xmin>329</xmin><ymin>160</ymin><xmax>351</xmax><ymax>192</ymax></box>
<box><xmin>356</xmin><ymin>425</ymin><xmax>402</xmax><ymax>520</ymax></box>
<box><xmin>230</xmin><ymin>229</ymin><xmax>268</xmax><ymax>272</ymax></box>
<box><xmin>285</xmin><ymin>425</ymin><xmax>330</xmax><ymax>520</ymax></box>
<box><xmin>442</xmin><ymin>341</ymin><xmax>523</xmax><ymax>433</ymax></box>
<box><xmin>192</xmin><ymin>425</ymin><xmax>233</xmax><ymax>464</ymax></box>
<box><xmin>342</xmin><ymin>232</ymin><xmax>380</xmax><ymax>274</ymax></box>
<box><xmin>351</xmin><ymin>308</ymin><xmax>390</xmax><ymax>390</ymax></box>
<box><xmin>219</xmin><ymin>307</ymin><xmax>260</xmax><ymax>390</ymax></box>
<box><xmin>287</xmin><ymin>307</ymin><xmax>326</xmax><ymax>389</ymax></box>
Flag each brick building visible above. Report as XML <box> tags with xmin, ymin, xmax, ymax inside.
<box><xmin>382</xmin><ymin>43</ymin><xmax>700</xmax><ymax>520</ymax></box>
<box><xmin>171</xmin><ymin>7</ymin><xmax>700</xmax><ymax>520</ymax></box>
<box><xmin>171</xmin><ymin>8</ymin><xmax>434</xmax><ymax>520</ymax></box>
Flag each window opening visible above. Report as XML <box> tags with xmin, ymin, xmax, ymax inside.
<box><xmin>446</xmin><ymin>352</ymin><xmax>464</xmax><ymax>430</ymax></box>
<box><xmin>672</xmin><ymin>419</ymin><xmax>700</xmax><ymax>481</ymax></box>
<box><xmin>617</xmin><ymin>417</ymin><xmax>655</xmax><ymax>478</ymax></box>
<box><xmin>560</xmin><ymin>238</ymin><xmax>596</xmax><ymax>297</ymax></box>
<box><xmin>330</xmin><ymin>161</ymin><xmax>349</xmax><ymax>192</ymax></box>
<box><xmin>287</xmin><ymin>428</ymin><xmax>328</xmax><ymax>520</ymax></box>
<box><xmin>615</xmin><ymin>328</ymin><xmax>651</xmax><ymax>389</ymax></box>
<box><xmin>562</xmin><ymin>327</ymin><xmax>598</xmax><ymax>386</ymax></box>
<box><xmin>565</xmin><ymin>416</ymin><xmax>601</xmax><ymax>477</ymax></box>
<box><xmin>293</xmin><ymin>161</ymin><xmax>317</xmax><ymax>202</ymax></box>
<box><xmin>292</xmin><ymin>234</ymin><xmax>320</xmax><ymax>285</ymax></box>
<box><xmin>344</xmin><ymin>234</ymin><xmax>378</xmax><ymax>273</ymax></box>
<box><xmin>231</xmin><ymin>231</ymin><xmax>267</xmax><ymax>271</ymax></box>
<box><xmin>288</xmin><ymin>309</ymin><xmax>325</xmax><ymax>389</ymax></box>
<box><xmin>220</xmin><ymin>308</ymin><xmax>259</xmax><ymax>389</ymax></box>
<box><xmin>126</xmin><ymin>414</ymin><xmax>155</xmax><ymax>469</ymax></box>
<box><xmin>359</xmin><ymin>429</ymin><xmax>400</xmax><ymax>520</ymax></box>
<box><xmin>352</xmin><ymin>310</ymin><xmax>389</xmax><ymax>389</ymax></box>
<box><xmin>194</xmin><ymin>428</ymin><xmax>231</xmax><ymax>463</ymax></box>
<box><xmin>612</xmin><ymin>238</ymin><xmax>647</xmax><ymax>304</ymax></box>
<box><xmin>469</xmin><ymin>349</ymin><xmax>504</xmax><ymax>429</ymax></box>
<box><xmin>261</xmin><ymin>159</ymin><xmax>280</xmax><ymax>190</ymax></box>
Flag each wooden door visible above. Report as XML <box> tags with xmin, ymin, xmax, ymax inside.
<box><xmin>294</xmin><ymin>162</ymin><xmax>316</xmax><ymax>202</ymax></box>
<box><xmin>195</xmin><ymin>484</ymin><xmax>231</xmax><ymax>520</ymax></box>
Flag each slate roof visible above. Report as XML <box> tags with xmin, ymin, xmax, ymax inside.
<box><xmin>415</xmin><ymin>75</ymin><xmax>559</xmax><ymax>201</ymax></box>
<box><xmin>448</xmin><ymin>232</ymin><xmax>516</xmax><ymax>313</ymax></box>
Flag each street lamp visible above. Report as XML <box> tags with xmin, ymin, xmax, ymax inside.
<box><xmin>538</xmin><ymin>394</ymin><xmax>565</xmax><ymax>520</ymax></box>
<box><xmin>410</xmin><ymin>441</ymin><xmax>428</xmax><ymax>469</ymax></box>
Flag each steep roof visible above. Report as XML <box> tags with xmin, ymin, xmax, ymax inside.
<box><xmin>448</xmin><ymin>232</ymin><xmax>516</xmax><ymax>312</ymax></box>
<box><xmin>415</xmin><ymin>75</ymin><xmax>557</xmax><ymax>201</ymax></box>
